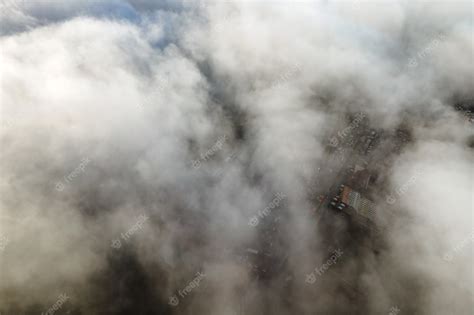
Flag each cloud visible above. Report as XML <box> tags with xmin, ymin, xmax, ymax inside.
<box><xmin>0</xmin><ymin>0</ymin><xmax>472</xmax><ymax>314</ymax></box>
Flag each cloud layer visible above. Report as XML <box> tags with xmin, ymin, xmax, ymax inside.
<box><xmin>0</xmin><ymin>1</ymin><xmax>472</xmax><ymax>314</ymax></box>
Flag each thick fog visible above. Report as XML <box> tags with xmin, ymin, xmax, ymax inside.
<box><xmin>0</xmin><ymin>1</ymin><xmax>472</xmax><ymax>314</ymax></box>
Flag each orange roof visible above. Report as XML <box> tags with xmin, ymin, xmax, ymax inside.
<box><xmin>341</xmin><ymin>186</ymin><xmax>352</xmax><ymax>204</ymax></box>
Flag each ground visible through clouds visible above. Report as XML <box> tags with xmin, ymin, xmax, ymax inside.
<box><xmin>0</xmin><ymin>1</ymin><xmax>473</xmax><ymax>315</ymax></box>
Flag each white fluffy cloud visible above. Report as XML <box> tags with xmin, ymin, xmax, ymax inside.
<box><xmin>0</xmin><ymin>1</ymin><xmax>472</xmax><ymax>314</ymax></box>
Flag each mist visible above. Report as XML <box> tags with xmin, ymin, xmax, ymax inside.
<box><xmin>0</xmin><ymin>1</ymin><xmax>472</xmax><ymax>314</ymax></box>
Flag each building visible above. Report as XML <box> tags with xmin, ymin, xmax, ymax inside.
<box><xmin>330</xmin><ymin>185</ymin><xmax>376</xmax><ymax>229</ymax></box>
